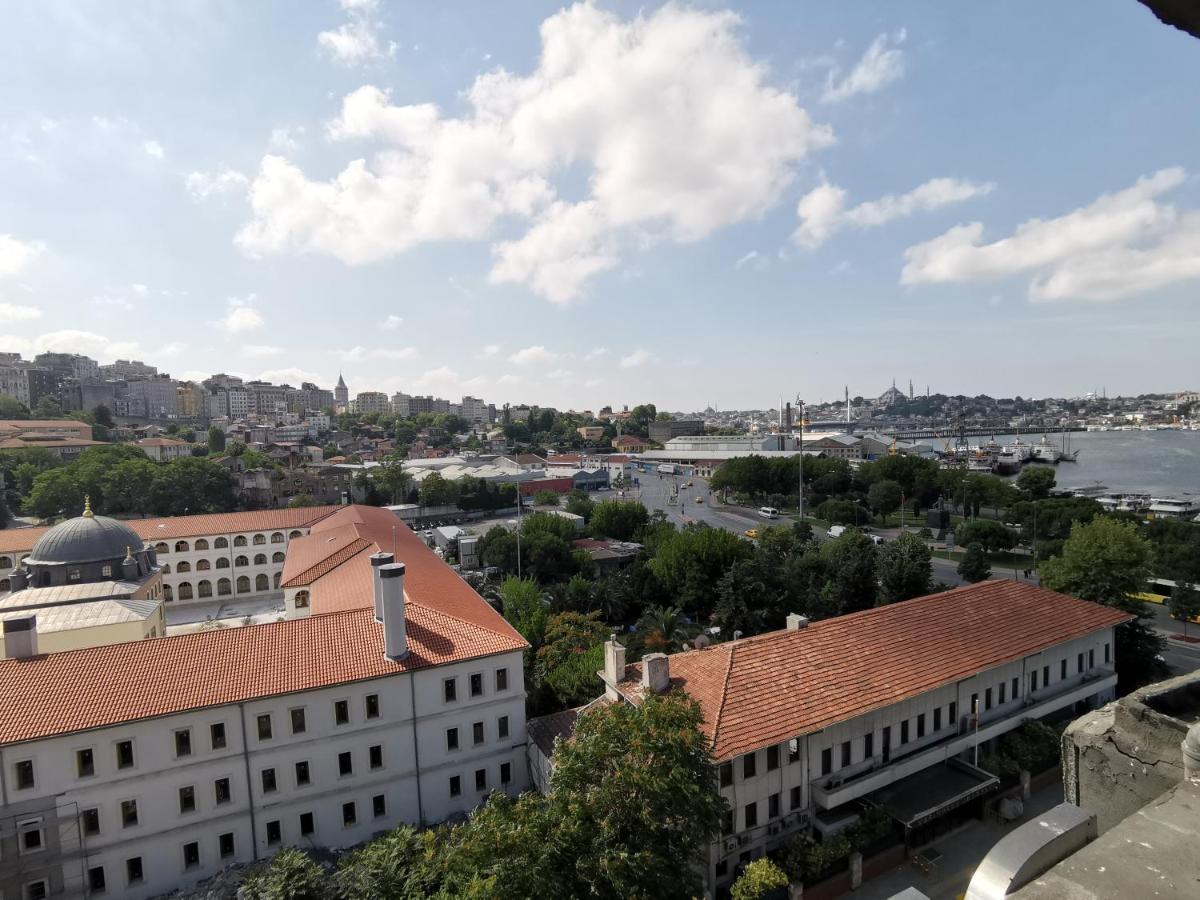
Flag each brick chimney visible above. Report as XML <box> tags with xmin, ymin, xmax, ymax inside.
<box><xmin>642</xmin><ymin>653</ymin><xmax>670</xmax><ymax>693</ymax></box>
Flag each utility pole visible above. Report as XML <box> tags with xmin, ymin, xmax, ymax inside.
<box><xmin>796</xmin><ymin>397</ymin><xmax>805</xmax><ymax>521</ymax></box>
<box><xmin>516</xmin><ymin>485</ymin><xmax>523</xmax><ymax>579</ymax></box>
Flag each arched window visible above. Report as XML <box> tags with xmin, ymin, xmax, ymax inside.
<box><xmin>289</xmin><ymin>530</ymin><xmax>303</xmax><ymax>539</ymax></box>
<box><xmin>0</xmin><ymin>555</ymin><xmax>12</xmax><ymax>569</ymax></box>
<box><xmin>272</xmin><ymin>552</ymin><xmax>285</xmax><ymax>564</ymax></box>
<box><xmin>196</xmin><ymin>559</ymin><xmax>211</xmax><ymax>571</ymax></box>
<box><xmin>217</xmin><ymin>578</ymin><xmax>232</xmax><ymax>596</ymax></box>
<box><xmin>214</xmin><ymin>537</ymin><xmax>229</xmax><ymax>549</ymax></box>
<box><xmin>235</xmin><ymin>556</ymin><xmax>249</xmax><ymax>567</ymax></box>
<box><xmin>164</xmin><ymin>584</ymin><xmax>174</xmax><ymax>602</ymax></box>
<box><xmin>255</xmin><ymin>574</ymin><xmax>269</xmax><ymax>592</ymax></box>
<box><xmin>178</xmin><ymin>582</ymin><xmax>194</xmax><ymax>600</ymax></box>
<box><xmin>295</xmin><ymin>590</ymin><xmax>310</xmax><ymax>609</ymax></box>
<box><xmin>194</xmin><ymin>539</ymin><xmax>209</xmax><ymax>551</ymax></box>
<box><xmin>271</xmin><ymin>532</ymin><xmax>284</xmax><ymax>544</ymax></box>
<box><xmin>234</xmin><ymin>535</ymin><xmax>248</xmax><ymax>547</ymax></box>
<box><xmin>154</xmin><ymin>542</ymin><xmax>169</xmax><ymax>554</ymax></box>
<box><xmin>216</xmin><ymin>557</ymin><xmax>230</xmax><ymax>569</ymax></box>
<box><xmin>236</xmin><ymin>576</ymin><xmax>251</xmax><ymax>594</ymax></box>
<box><xmin>198</xmin><ymin>580</ymin><xmax>212</xmax><ymax>598</ymax></box>
<box><xmin>273</xmin><ymin>572</ymin><xmax>281</xmax><ymax>589</ymax></box>
<box><xmin>175</xmin><ymin>541</ymin><xmax>189</xmax><ymax>553</ymax></box>
<box><xmin>176</xmin><ymin>561</ymin><xmax>191</xmax><ymax>573</ymax></box>
<box><xmin>253</xmin><ymin>534</ymin><xmax>266</xmax><ymax>546</ymax></box>
<box><xmin>161</xmin><ymin>563</ymin><xmax>172</xmax><ymax>575</ymax></box>
<box><xmin>254</xmin><ymin>553</ymin><xmax>267</xmax><ymax>566</ymax></box>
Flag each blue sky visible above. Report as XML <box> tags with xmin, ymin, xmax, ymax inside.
<box><xmin>1</xmin><ymin>1</ymin><xmax>1198</xmax><ymax>411</ymax></box>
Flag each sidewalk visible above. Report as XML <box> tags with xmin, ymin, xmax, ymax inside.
<box><xmin>850</xmin><ymin>777</ymin><xmax>1064</xmax><ymax>900</ymax></box>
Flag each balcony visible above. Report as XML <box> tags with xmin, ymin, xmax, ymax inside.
<box><xmin>811</xmin><ymin>670</ymin><xmax>1116</xmax><ymax>810</ymax></box>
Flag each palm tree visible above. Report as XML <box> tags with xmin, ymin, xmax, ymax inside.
<box><xmin>637</xmin><ymin>605</ymin><xmax>697</xmax><ymax>653</ymax></box>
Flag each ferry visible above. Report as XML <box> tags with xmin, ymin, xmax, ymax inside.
<box><xmin>1096</xmin><ymin>493</ymin><xmax>1151</xmax><ymax>514</ymax></box>
<box><xmin>1146</xmin><ymin>496</ymin><xmax>1200</xmax><ymax>520</ymax></box>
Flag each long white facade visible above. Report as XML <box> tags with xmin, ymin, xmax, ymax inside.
<box><xmin>150</xmin><ymin>526</ymin><xmax>306</xmax><ymax>605</ymax></box>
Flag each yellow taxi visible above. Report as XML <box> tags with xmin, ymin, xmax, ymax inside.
<box><xmin>744</xmin><ymin>528</ymin><xmax>759</xmax><ymax>540</ymax></box>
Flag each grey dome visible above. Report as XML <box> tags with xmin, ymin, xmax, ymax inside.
<box><xmin>29</xmin><ymin>511</ymin><xmax>143</xmax><ymax>565</ymax></box>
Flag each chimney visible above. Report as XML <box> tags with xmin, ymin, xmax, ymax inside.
<box><xmin>379</xmin><ymin>562</ymin><xmax>408</xmax><ymax>660</ymax></box>
<box><xmin>604</xmin><ymin>635</ymin><xmax>626</xmax><ymax>684</ymax></box>
<box><xmin>3</xmin><ymin>616</ymin><xmax>38</xmax><ymax>659</ymax></box>
<box><xmin>641</xmin><ymin>653</ymin><xmax>670</xmax><ymax>693</ymax></box>
<box><xmin>8</xmin><ymin>566</ymin><xmax>27</xmax><ymax>593</ymax></box>
<box><xmin>369</xmin><ymin>551</ymin><xmax>394</xmax><ymax>622</ymax></box>
<box><xmin>786</xmin><ymin>613</ymin><xmax>810</xmax><ymax>630</ymax></box>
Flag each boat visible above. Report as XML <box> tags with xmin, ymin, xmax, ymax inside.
<box><xmin>1031</xmin><ymin>435</ymin><xmax>1062</xmax><ymax>464</ymax></box>
<box><xmin>1096</xmin><ymin>493</ymin><xmax>1151</xmax><ymax>514</ymax></box>
<box><xmin>1071</xmin><ymin>483</ymin><xmax>1108</xmax><ymax>498</ymax></box>
<box><xmin>1147</xmin><ymin>496</ymin><xmax>1200</xmax><ymax>519</ymax></box>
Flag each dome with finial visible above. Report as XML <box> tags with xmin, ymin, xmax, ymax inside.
<box><xmin>27</xmin><ymin>497</ymin><xmax>144</xmax><ymax>566</ymax></box>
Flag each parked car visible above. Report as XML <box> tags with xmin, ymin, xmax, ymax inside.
<box><xmin>758</xmin><ymin>506</ymin><xmax>779</xmax><ymax>519</ymax></box>
<box><xmin>827</xmin><ymin>524</ymin><xmax>847</xmax><ymax>538</ymax></box>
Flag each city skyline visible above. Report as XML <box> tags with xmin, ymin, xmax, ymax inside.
<box><xmin>2</xmin><ymin>2</ymin><xmax>1199</xmax><ymax>409</ymax></box>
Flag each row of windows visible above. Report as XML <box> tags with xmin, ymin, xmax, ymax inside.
<box><xmin>446</xmin><ymin>716</ymin><xmax>510</xmax><ymax>751</ymax></box>
<box><xmin>723</xmin><ymin>785</ymin><xmax>805</xmax><ymax>834</ymax></box>
<box><xmin>163</xmin><ymin>574</ymin><xmax>278</xmax><ymax>602</ymax></box>
<box><xmin>718</xmin><ymin>740</ymin><xmax>801</xmax><ymax>787</ymax></box>
<box><xmin>256</xmin><ymin>693</ymin><xmax>381</xmax><ymax>740</ymax></box>
<box><xmin>162</xmin><ymin>552</ymin><xmax>286</xmax><ymax>572</ymax></box>
<box><xmin>154</xmin><ymin>531</ymin><xmax>300</xmax><ymax>554</ymax></box>
<box><xmin>448</xmin><ymin>762</ymin><xmax>513</xmax><ymax>798</ymax></box>
<box><xmin>443</xmin><ymin>668</ymin><xmax>509</xmax><ymax>703</ymax></box>
<box><xmin>80</xmin><ymin>832</ymin><xmax>234</xmax><ymax>896</ymax></box>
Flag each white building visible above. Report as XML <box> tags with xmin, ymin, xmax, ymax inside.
<box><xmin>352</xmin><ymin>392</ymin><xmax>390</xmax><ymax>415</ymax></box>
<box><xmin>134</xmin><ymin>437</ymin><xmax>192</xmax><ymax>462</ymax></box>
<box><xmin>0</xmin><ymin>366</ymin><xmax>30</xmax><ymax>406</ymax></box>
<box><xmin>0</xmin><ymin>508</ymin><xmax>528</xmax><ymax>900</ymax></box>
<box><xmin>532</xmin><ymin>581</ymin><xmax>1129</xmax><ymax>898</ymax></box>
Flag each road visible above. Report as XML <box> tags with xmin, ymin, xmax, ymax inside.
<box><xmin>1141</xmin><ymin>601</ymin><xmax>1200</xmax><ymax>676</ymax></box>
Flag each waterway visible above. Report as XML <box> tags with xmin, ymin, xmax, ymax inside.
<box><xmin>984</xmin><ymin>431</ymin><xmax>1200</xmax><ymax>496</ymax></box>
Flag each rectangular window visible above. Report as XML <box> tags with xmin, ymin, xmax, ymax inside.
<box><xmin>342</xmin><ymin>802</ymin><xmax>357</xmax><ymax>827</ymax></box>
<box><xmin>900</xmin><ymin>720</ymin><xmax>909</xmax><ymax>744</ymax></box>
<box><xmin>722</xmin><ymin>809</ymin><xmax>734</xmax><ymax>835</ymax></box>
<box><xmin>743</xmin><ymin>753</ymin><xmax>756</xmax><ymax>779</ymax></box>
<box><xmin>334</xmin><ymin>699</ymin><xmax>350</xmax><ymax>725</ymax></box>
<box><xmin>950</xmin><ymin>700</ymin><xmax>958</xmax><ymax>722</ymax></box>
<box><xmin>1078</xmin><ymin>652</ymin><xmax>1085</xmax><ymax>673</ymax></box>
<box><xmin>1031</xmin><ymin>671</ymin><xmax>1039</xmax><ymax>692</ymax></box>
<box><xmin>788</xmin><ymin>738</ymin><xmax>800</xmax><ymax>764</ymax></box>
<box><xmin>473</xmin><ymin>722</ymin><xmax>485</xmax><ymax>746</ymax></box>
<box><xmin>933</xmin><ymin>707</ymin><xmax>942</xmax><ymax>731</ymax></box>
<box><xmin>262</xmin><ymin>768</ymin><xmax>277</xmax><ymax>793</ymax></box>
<box><xmin>864</xmin><ymin>732</ymin><xmax>874</xmax><ymax>758</ymax></box>
<box><xmin>841</xmin><ymin>740</ymin><xmax>851</xmax><ymax>766</ymax></box>
<box><xmin>971</xmin><ymin>692</ymin><xmax>979</xmax><ymax>715</ymax></box>
<box><xmin>790</xmin><ymin>785</ymin><xmax>802</xmax><ymax>810</ymax></box>
<box><xmin>256</xmin><ymin>714</ymin><xmax>272</xmax><ymax>740</ymax></box>
<box><xmin>365</xmin><ymin>694</ymin><xmax>380</xmax><ymax>719</ymax></box>
<box><xmin>88</xmin><ymin>866</ymin><xmax>106</xmax><ymax>893</ymax></box>
<box><xmin>299</xmin><ymin>812</ymin><xmax>314</xmax><ymax>836</ymax></box>
<box><xmin>744</xmin><ymin>802</ymin><xmax>758</xmax><ymax>829</ymax></box>
<box><xmin>81</xmin><ymin>808</ymin><xmax>100</xmax><ymax>835</ymax></box>
<box><xmin>719</xmin><ymin>762</ymin><xmax>733</xmax><ymax>787</ymax></box>
<box><xmin>295</xmin><ymin>760</ymin><xmax>310</xmax><ymax>786</ymax></box>
<box><xmin>1089</xmin><ymin>649</ymin><xmax>1095</xmax><ymax>669</ymax></box>
<box><xmin>121</xmin><ymin>799</ymin><xmax>138</xmax><ymax>828</ymax></box>
<box><xmin>475</xmin><ymin>768</ymin><xmax>487</xmax><ymax>791</ymax></box>
<box><xmin>984</xmin><ymin>689</ymin><xmax>992</xmax><ymax>712</ymax></box>
<box><xmin>25</xmin><ymin>879</ymin><xmax>50</xmax><ymax>900</ymax></box>
<box><xmin>999</xmin><ymin>682</ymin><xmax>1007</xmax><ymax>704</ymax></box>
<box><xmin>1105</xmin><ymin>642</ymin><xmax>1111</xmax><ymax>664</ymax></box>
<box><xmin>1061</xmin><ymin>659</ymin><xmax>1068</xmax><ymax>680</ymax></box>
<box><xmin>116</xmin><ymin>740</ymin><xmax>134</xmax><ymax>769</ymax></box>
<box><xmin>373</xmin><ymin>794</ymin><xmax>387</xmax><ymax>818</ymax></box>
<box><xmin>219</xmin><ymin>832</ymin><xmax>235</xmax><ymax>859</ymax></box>
<box><xmin>369</xmin><ymin>745</ymin><xmax>383</xmax><ymax>770</ymax></box>
<box><xmin>20</xmin><ymin>821</ymin><xmax>44</xmax><ymax>854</ymax></box>
<box><xmin>449</xmin><ymin>775</ymin><xmax>461</xmax><ymax>797</ymax></box>
<box><xmin>179</xmin><ymin>785</ymin><xmax>196</xmax><ymax>813</ymax></box>
<box><xmin>499</xmin><ymin>715</ymin><xmax>510</xmax><ymax>739</ymax></box>
<box><xmin>183</xmin><ymin>841</ymin><xmax>200</xmax><ymax>869</ymax></box>
<box><xmin>444</xmin><ymin>678</ymin><xmax>457</xmax><ymax>703</ymax></box>
<box><xmin>290</xmin><ymin>707</ymin><xmax>307</xmax><ymax>734</ymax></box>
<box><xmin>768</xmin><ymin>792</ymin><xmax>780</xmax><ymax>819</ymax></box>
<box><xmin>767</xmin><ymin>745</ymin><xmax>779</xmax><ymax>771</ymax></box>
<box><xmin>266</xmin><ymin>820</ymin><xmax>282</xmax><ymax>844</ymax></box>
<box><xmin>77</xmin><ymin>748</ymin><xmax>94</xmax><ymax>778</ymax></box>
<box><xmin>917</xmin><ymin>713</ymin><xmax>927</xmax><ymax>737</ymax></box>
<box><xmin>821</xmin><ymin>747</ymin><xmax>832</xmax><ymax>775</ymax></box>
<box><xmin>447</xmin><ymin>728</ymin><xmax>459</xmax><ymax>751</ymax></box>
<box><xmin>338</xmin><ymin>751</ymin><xmax>353</xmax><ymax>776</ymax></box>
<box><xmin>1042</xmin><ymin>664</ymin><xmax>1050</xmax><ymax>686</ymax></box>
<box><xmin>126</xmin><ymin>857</ymin><xmax>144</xmax><ymax>885</ymax></box>
<box><xmin>215</xmin><ymin>777</ymin><xmax>231</xmax><ymax>805</ymax></box>
<box><xmin>501</xmin><ymin>762</ymin><xmax>512</xmax><ymax>784</ymax></box>
<box><xmin>496</xmin><ymin>668</ymin><xmax>508</xmax><ymax>691</ymax></box>
<box><xmin>1011</xmin><ymin>676</ymin><xmax>1019</xmax><ymax>699</ymax></box>
<box><xmin>175</xmin><ymin>728</ymin><xmax>192</xmax><ymax>758</ymax></box>
<box><xmin>210</xmin><ymin>722</ymin><xmax>227</xmax><ymax>750</ymax></box>
<box><xmin>470</xmin><ymin>673</ymin><xmax>484</xmax><ymax>697</ymax></box>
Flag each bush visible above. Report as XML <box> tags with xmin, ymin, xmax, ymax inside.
<box><xmin>242</xmin><ymin>848</ymin><xmax>327</xmax><ymax>900</ymax></box>
<box><xmin>731</xmin><ymin>858</ymin><xmax>789</xmax><ymax>900</ymax></box>
<box><xmin>780</xmin><ymin>808</ymin><xmax>894</xmax><ymax>883</ymax></box>
<box><xmin>533</xmin><ymin>489</ymin><xmax>560</xmax><ymax>506</ymax></box>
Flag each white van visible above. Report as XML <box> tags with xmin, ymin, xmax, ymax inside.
<box><xmin>758</xmin><ymin>506</ymin><xmax>779</xmax><ymax>519</ymax></box>
<box><xmin>827</xmin><ymin>524</ymin><xmax>847</xmax><ymax>538</ymax></box>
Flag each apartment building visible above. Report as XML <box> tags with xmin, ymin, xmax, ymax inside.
<box><xmin>351</xmin><ymin>392</ymin><xmax>390</xmax><ymax>415</ymax></box>
<box><xmin>552</xmin><ymin>582</ymin><xmax>1130</xmax><ymax>898</ymax></box>
<box><xmin>0</xmin><ymin>527</ymin><xmax>529</xmax><ymax>899</ymax></box>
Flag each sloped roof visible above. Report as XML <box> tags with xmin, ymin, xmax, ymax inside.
<box><xmin>615</xmin><ymin>582</ymin><xmax>1131</xmax><ymax>761</ymax></box>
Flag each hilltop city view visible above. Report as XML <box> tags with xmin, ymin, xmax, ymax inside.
<box><xmin>2</xmin><ymin>3</ymin><xmax>1199</xmax><ymax>899</ymax></box>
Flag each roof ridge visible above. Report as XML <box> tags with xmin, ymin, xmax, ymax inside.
<box><xmin>405</xmin><ymin>592</ymin><xmax>530</xmax><ymax>646</ymax></box>
<box><xmin>709</xmin><ymin>642</ymin><xmax>736</xmax><ymax>752</ymax></box>
<box><xmin>283</xmin><ymin>536</ymin><xmax>373</xmax><ymax>587</ymax></box>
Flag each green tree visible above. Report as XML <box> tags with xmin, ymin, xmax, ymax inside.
<box><xmin>532</xmin><ymin>489</ymin><xmax>560</xmax><ymax>506</ymax></box>
<box><xmin>33</xmin><ymin>396</ymin><xmax>62</xmax><ymax>418</ymax></box>
<box><xmin>92</xmin><ymin>404</ymin><xmax>115</xmax><ymax>428</ymax></box>
<box><xmin>956</xmin><ymin>518</ymin><xmax>1017</xmax><ymax>552</ymax></box>
<box><xmin>1016</xmin><ymin>465</ymin><xmax>1056</xmax><ymax>500</ymax></box>
<box><xmin>564</xmin><ymin>489</ymin><xmax>594</xmax><ymax>520</ymax></box>
<box><xmin>877</xmin><ymin>532</ymin><xmax>932</xmax><ymax>604</ymax></box>
<box><xmin>241</xmin><ymin>848</ymin><xmax>327</xmax><ymax>900</ymax></box>
<box><xmin>866</xmin><ymin>479</ymin><xmax>902</xmax><ymax>521</ymax></box>
<box><xmin>1169</xmin><ymin>584</ymin><xmax>1200</xmax><ymax>638</ymax></box>
<box><xmin>335</xmin><ymin>825</ymin><xmax>442</xmax><ymax>900</ymax></box>
<box><xmin>589</xmin><ymin>499</ymin><xmax>649</xmax><ymax>540</ymax></box>
<box><xmin>499</xmin><ymin>577</ymin><xmax>548</xmax><ymax>649</ymax></box>
<box><xmin>374</xmin><ymin>462</ymin><xmax>412</xmax><ymax>504</ymax></box>
<box><xmin>635</xmin><ymin>604</ymin><xmax>696</xmax><ymax>654</ymax></box>
<box><xmin>713</xmin><ymin>557</ymin><xmax>771</xmax><ymax>636</ymax></box>
<box><xmin>649</xmin><ymin>525</ymin><xmax>752</xmax><ymax>614</ymax></box>
<box><xmin>207</xmin><ymin>426</ymin><xmax>226</xmax><ymax>453</ymax></box>
<box><xmin>0</xmin><ymin>395</ymin><xmax>30</xmax><ymax>418</ymax></box>
<box><xmin>958</xmin><ymin>543</ymin><xmax>992</xmax><ymax>583</ymax></box>
<box><xmin>820</xmin><ymin>530</ymin><xmax>878</xmax><ymax>614</ymax></box>
<box><xmin>1040</xmin><ymin>517</ymin><xmax>1167</xmax><ymax>692</ymax></box>
<box><xmin>100</xmin><ymin>458</ymin><xmax>158</xmax><ymax>514</ymax></box>
<box><xmin>25</xmin><ymin>467</ymin><xmax>83</xmax><ymax>519</ymax></box>
<box><xmin>149</xmin><ymin>457</ymin><xmax>237</xmax><ymax>515</ymax></box>
<box><xmin>419</xmin><ymin>472</ymin><xmax>459</xmax><ymax>507</ymax></box>
<box><xmin>0</xmin><ymin>490</ymin><xmax>10</xmax><ymax>529</ymax></box>
<box><xmin>731</xmin><ymin>858</ymin><xmax>790</xmax><ymax>900</ymax></box>
<box><xmin>479</xmin><ymin>526</ymin><xmax>518</xmax><ymax>573</ymax></box>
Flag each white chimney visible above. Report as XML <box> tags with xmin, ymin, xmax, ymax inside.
<box><xmin>642</xmin><ymin>653</ymin><xmax>670</xmax><ymax>693</ymax></box>
<box><xmin>786</xmin><ymin>613</ymin><xmax>810</xmax><ymax>630</ymax></box>
<box><xmin>3</xmin><ymin>616</ymin><xmax>38</xmax><ymax>659</ymax></box>
<box><xmin>379</xmin><ymin>562</ymin><xmax>408</xmax><ymax>660</ymax></box>
<box><xmin>604</xmin><ymin>635</ymin><xmax>626</xmax><ymax>684</ymax></box>
<box><xmin>369</xmin><ymin>551</ymin><xmax>394</xmax><ymax>622</ymax></box>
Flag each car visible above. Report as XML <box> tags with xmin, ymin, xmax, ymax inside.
<box><xmin>758</xmin><ymin>506</ymin><xmax>779</xmax><ymax>519</ymax></box>
<box><xmin>695</xmin><ymin>496</ymin><xmax>704</xmax><ymax>503</ymax></box>
<box><xmin>827</xmin><ymin>524</ymin><xmax>847</xmax><ymax>538</ymax></box>
<box><xmin>744</xmin><ymin>528</ymin><xmax>759</xmax><ymax>539</ymax></box>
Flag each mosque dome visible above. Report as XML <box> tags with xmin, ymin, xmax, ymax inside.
<box><xmin>27</xmin><ymin>498</ymin><xmax>143</xmax><ymax>566</ymax></box>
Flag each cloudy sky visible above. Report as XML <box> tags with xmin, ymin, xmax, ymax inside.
<box><xmin>1</xmin><ymin>1</ymin><xmax>1198</xmax><ymax>410</ymax></box>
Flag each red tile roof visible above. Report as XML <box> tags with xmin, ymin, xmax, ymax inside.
<box><xmin>0</xmin><ymin>605</ymin><xmax>525</xmax><ymax>746</ymax></box>
<box><xmin>615</xmin><ymin>582</ymin><xmax>1132</xmax><ymax>761</ymax></box>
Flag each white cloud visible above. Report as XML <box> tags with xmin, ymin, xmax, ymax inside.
<box><xmin>546</xmin><ymin>368</ymin><xmax>575</xmax><ymax>380</ymax></box>
<box><xmin>9</xmin><ymin>329</ymin><xmax>140</xmax><ymax>360</ymax></box>
<box><xmin>0</xmin><ymin>302</ymin><xmax>42</xmax><ymax>323</ymax></box>
<box><xmin>340</xmin><ymin>345</ymin><xmax>416</xmax><ymax>361</ymax></box>
<box><xmin>318</xmin><ymin>0</ymin><xmax>394</xmax><ymax>66</ymax></box>
<box><xmin>794</xmin><ymin>176</ymin><xmax>994</xmax><ymax>248</ymax></box>
<box><xmin>159</xmin><ymin>342</ymin><xmax>187</xmax><ymax>357</ymax></box>
<box><xmin>508</xmin><ymin>345</ymin><xmax>559</xmax><ymax>366</ymax></box>
<box><xmin>822</xmin><ymin>30</ymin><xmax>906</xmax><ymax>103</ymax></box>
<box><xmin>584</xmin><ymin>347</ymin><xmax>608</xmax><ymax>361</ymax></box>
<box><xmin>240</xmin><ymin>4</ymin><xmax>833</xmax><ymax>302</ymax></box>
<box><xmin>143</xmin><ymin>140</ymin><xmax>164</xmax><ymax>159</ymax></box>
<box><xmin>131</xmin><ymin>283</ymin><xmax>148</xmax><ymax>296</ymax></box>
<box><xmin>619</xmin><ymin>348</ymin><xmax>653</xmax><ymax>369</ymax></box>
<box><xmin>89</xmin><ymin>294</ymin><xmax>134</xmax><ymax>311</ymax></box>
<box><xmin>381</xmin><ymin>314</ymin><xmax>403</xmax><ymax>329</ymax></box>
<box><xmin>242</xmin><ymin>344</ymin><xmax>283</xmax><ymax>356</ymax></box>
<box><xmin>497</xmin><ymin>373</ymin><xmax>523</xmax><ymax>386</ymax></box>
<box><xmin>221</xmin><ymin>295</ymin><xmax>264</xmax><ymax>332</ymax></box>
<box><xmin>734</xmin><ymin>250</ymin><xmax>768</xmax><ymax>271</ymax></box>
<box><xmin>479</xmin><ymin>344</ymin><xmax>500</xmax><ymax>357</ymax></box>
<box><xmin>901</xmin><ymin>167</ymin><xmax>1200</xmax><ymax>301</ymax></box>
<box><xmin>186</xmin><ymin>168</ymin><xmax>250</xmax><ymax>202</ymax></box>
<box><xmin>258</xmin><ymin>366</ymin><xmax>329</xmax><ymax>386</ymax></box>
<box><xmin>268</xmin><ymin>127</ymin><xmax>304</xmax><ymax>153</ymax></box>
<box><xmin>0</xmin><ymin>234</ymin><xmax>45</xmax><ymax>278</ymax></box>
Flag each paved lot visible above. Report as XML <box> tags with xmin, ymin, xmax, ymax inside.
<box><xmin>165</xmin><ymin>593</ymin><xmax>286</xmax><ymax>633</ymax></box>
